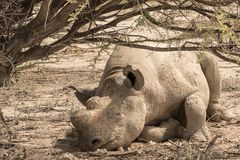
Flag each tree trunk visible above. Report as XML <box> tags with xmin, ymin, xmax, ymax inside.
<box><xmin>0</xmin><ymin>64</ymin><xmax>13</xmax><ymax>138</ymax></box>
<box><xmin>0</xmin><ymin>64</ymin><xmax>11</xmax><ymax>87</ymax></box>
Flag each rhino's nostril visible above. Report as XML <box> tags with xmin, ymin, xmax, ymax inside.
<box><xmin>90</xmin><ymin>138</ymin><xmax>102</xmax><ymax>148</ymax></box>
<box><xmin>92</xmin><ymin>139</ymin><xmax>100</xmax><ymax>145</ymax></box>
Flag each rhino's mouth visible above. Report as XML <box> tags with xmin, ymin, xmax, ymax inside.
<box><xmin>88</xmin><ymin>137</ymin><xmax>121</xmax><ymax>151</ymax></box>
<box><xmin>100</xmin><ymin>140</ymin><xmax>119</xmax><ymax>151</ymax></box>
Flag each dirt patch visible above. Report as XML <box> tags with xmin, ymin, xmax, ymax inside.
<box><xmin>0</xmin><ymin>45</ymin><xmax>239</xmax><ymax>160</ymax></box>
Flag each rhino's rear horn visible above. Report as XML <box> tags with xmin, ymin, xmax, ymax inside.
<box><xmin>123</xmin><ymin>65</ymin><xmax>144</xmax><ymax>91</ymax></box>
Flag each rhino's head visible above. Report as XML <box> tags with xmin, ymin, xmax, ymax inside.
<box><xmin>71</xmin><ymin>65</ymin><xmax>147</xmax><ymax>151</ymax></box>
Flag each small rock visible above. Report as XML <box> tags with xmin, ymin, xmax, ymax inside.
<box><xmin>96</xmin><ymin>148</ymin><xmax>107</xmax><ymax>153</ymax></box>
<box><xmin>62</xmin><ymin>152</ymin><xmax>78</xmax><ymax>160</ymax></box>
<box><xmin>148</xmin><ymin>141</ymin><xmax>157</xmax><ymax>145</ymax></box>
<box><xmin>126</xmin><ymin>147</ymin><xmax>132</xmax><ymax>151</ymax></box>
<box><xmin>117</xmin><ymin>146</ymin><xmax>124</xmax><ymax>151</ymax></box>
<box><xmin>137</xmin><ymin>150</ymin><xmax>143</xmax><ymax>154</ymax></box>
<box><xmin>88</xmin><ymin>148</ymin><xmax>107</xmax><ymax>156</ymax></box>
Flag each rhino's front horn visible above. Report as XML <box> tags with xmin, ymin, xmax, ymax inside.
<box><xmin>71</xmin><ymin>109</ymin><xmax>90</xmax><ymax>133</ymax></box>
<box><xmin>123</xmin><ymin>65</ymin><xmax>144</xmax><ymax>91</ymax></box>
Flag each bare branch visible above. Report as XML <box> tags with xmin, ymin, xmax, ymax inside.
<box><xmin>193</xmin><ymin>0</ymin><xmax>236</xmax><ymax>6</ymax></box>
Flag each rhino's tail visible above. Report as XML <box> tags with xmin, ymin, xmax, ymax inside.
<box><xmin>199</xmin><ymin>53</ymin><xmax>233</xmax><ymax>122</ymax></box>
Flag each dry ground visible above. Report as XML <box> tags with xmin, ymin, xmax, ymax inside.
<box><xmin>0</xmin><ymin>44</ymin><xmax>240</xmax><ymax>160</ymax></box>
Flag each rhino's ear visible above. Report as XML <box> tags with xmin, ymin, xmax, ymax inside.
<box><xmin>68</xmin><ymin>86</ymin><xmax>96</xmax><ymax>105</ymax></box>
<box><xmin>123</xmin><ymin>65</ymin><xmax>144</xmax><ymax>91</ymax></box>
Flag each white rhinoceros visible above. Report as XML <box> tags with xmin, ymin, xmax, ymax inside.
<box><xmin>71</xmin><ymin>45</ymin><xmax>232</xmax><ymax>151</ymax></box>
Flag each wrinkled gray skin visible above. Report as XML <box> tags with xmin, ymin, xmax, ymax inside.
<box><xmin>71</xmin><ymin>45</ymin><xmax>233</xmax><ymax>151</ymax></box>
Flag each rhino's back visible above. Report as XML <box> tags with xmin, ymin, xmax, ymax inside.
<box><xmin>106</xmin><ymin>46</ymin><xmax>204</xmax><ymax>81</ymax></box>
<box><xmin>101</xmin><ymin>46</ymin><xmax>209</xmax><ymax>109</ymax></box>
<box><xmin>107</xmin><ymin>46</ymin><xmax>198</xmax><ymax>68</ymax></box>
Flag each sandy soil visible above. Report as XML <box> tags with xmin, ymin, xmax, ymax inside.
<box><xmin>0</xmin><ymin>44</ymin><xmax>239</xmax><ymax>160</ymax></box>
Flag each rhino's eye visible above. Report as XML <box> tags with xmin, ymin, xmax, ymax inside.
<box><xmin>127</xmin><ymin>72</ymin><xmax>136</xmax><ymax>87</ymax></box>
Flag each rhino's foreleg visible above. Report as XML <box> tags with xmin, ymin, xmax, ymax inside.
<box><xmin>200</xmin><ymin>53</ymin><xmax>233</xmax><ymax>122</ymax></box>
<box><xmin>139</xmin><ymin>118</ymin><xmax>183</xmax><ymax>142</ymax></box>
<box><xmin>183</xmin><ymin>93</ymin><xmax>209</xmax><ymax>141</ymax></box>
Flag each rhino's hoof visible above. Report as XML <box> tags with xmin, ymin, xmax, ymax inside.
<box><xmin>183</xmin><ymin>127</ymin><xmax>210</xmax><ymax>142</ymax></box>
<box><xmin>208</xmin><ymin>106</ymin><xmax>234</xmax><ymax>122</ymax></box>
<box><xmin>184</xmin><ymin>133</ymin><xmax>209</xmax><ymax>142</ymax></box>
<box><xmin>208</xmin><ymin>104</ymin><xmax>234</xmax><ymax>122</ymax></box>
<box><xmin>190</xmin><ymin>134</ymin><xmax>209</xmax><ymax>142</ymax></box>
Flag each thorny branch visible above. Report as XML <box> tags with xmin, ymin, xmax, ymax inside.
<box><xmin>1</xmin><ymin>0</ymin><xmax>240</xmax><ymax>65</ymax></box>
<box><xmin>0</xmin><ymin>0</ymin><xmax>240</xmax><ymax>74</ymax></box>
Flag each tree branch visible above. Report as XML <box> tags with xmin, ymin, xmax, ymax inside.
<box><xmin>193</xmin><ymin>0</ymin><xmax>236</xmax><ymax>6</ymax></box>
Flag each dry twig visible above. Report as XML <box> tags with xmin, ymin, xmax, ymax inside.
<box><xmin>89</xmin><ymin>149</ymin><xmax>138</xmax><ymax>157</ymax></box>
<box><xmin>0</xmin><ymin>107</ymin><xmax>13</xmax><ymax>139</ymax></box>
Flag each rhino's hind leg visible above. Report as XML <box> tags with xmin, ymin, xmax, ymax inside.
<box><xmin>184</xmin><ymin>93</ymin><xmax>209</xmax><ymax>141</ymax></box>
<box><xmin>140</xmin><ymin>118</ymin><xmax>183</xmax><ymax>142</ymax></box>
<box><xmin>200</xmin><ymin>53</ymin><xmax>233</xmax><ymax>122</ymax></box>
